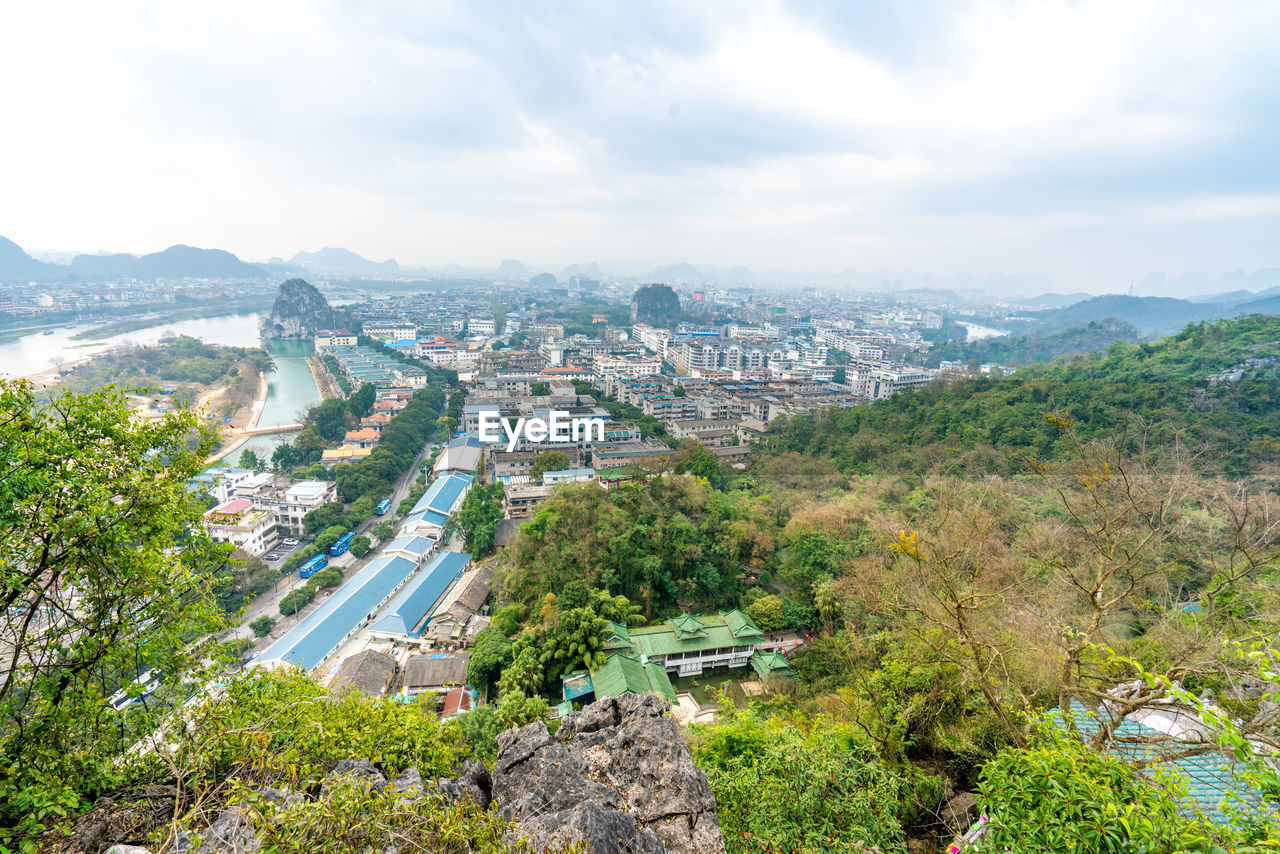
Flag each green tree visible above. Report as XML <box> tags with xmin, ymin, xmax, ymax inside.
<box><xmin>304</xmin><ymin>502</ymin><xmax>349</xmax><ymax>536</ymax></box>
<box><xmin>466</xmin><ymin>628</ymin><xmax>514</xmax><ymax>690</ymax></box>
<box><xmin>0</xmin><ymin>380</ymin><xmax>227</xmax><ymax>837</ymax></box>
<box><xmin>493</xmin><ymin>690</ymin><xmax>550</xmax><ymax>730</ymax></box>
<box><xmin>747</xmin><ymin>595</ymin><xmax>788</xmax><ymax>632</ymax></box>
<box><xmin>528</xmin><ymin>450</ymin><xmax>570</xmax><ymax>483</ymax></box>
<box><xmin>349</xmin><ymin>535</ymin><xmax>371</xmax><ymax>558</ymax></box>
<box><xmin>271</xmin><ymin>442</ymin><xmax>300</xmax><ymax>471</ymax></box>
<box><xmin>436</xmin><ymin>415</ymin><xmax>457</xmax><ymax>436</ymax></box>
<box><xmin>498</xmin><ymin>647</ymin><xmax>544</xmax><ymax>696</ymax></box>
<box><xmin>529</xmin><ymin>381</ymin><xmax>549</xmax><ymax>396</ymax></box>
<box><xmin>310</xmin><ymin>568</ymin><xmax>344</xmax><ymax>589</ymax></box>
<box><xmin>371</xmin><ymin>520</ymin><xmax>395</xmax><ymax>541</ymax></box>
<box><xmin>831</xmin><ymin>366</ymin><xmax>846</xmax><ymax>385</ymax></box>
<box><xmin>542</xmin><ymin>607</ymin><xmax>609</xmax><ymax>683</ymax></box>
<box><xmin>250</xmin><ymin>616</ymin><xmax>276</xmax><ymax>638</ymax></box>
<box><xmin>314</xmin><ymin>525</ymin><xmax>349</xmax><ymax>554</ymax></box>
<box><xmin>279</xmin><ymin>586</ymin><xmax>317</xmax><ymax>616</ymax></box>
<box><xmin>977</xmin><ymin>734</ymin><xmax>1222</xmax><ymax>853</ymax></box>
<box><xmin>346</xmin><ymin>382</ymin><xmax>376</xmax><ymax>418</ymax></box>
<box><xmin>457</xmin><ymin>483</ymin><xmax>504</xmax><ymax>555</ymax></box>
<box><xmin>673</xmin><ymin>439</ymin><xmax>723</xmax><ymax>488</ymax></box>
<box><xmin>673</xmin><ymin>384</ymin><xmax>686</xmax><ymax>397</ymax></box>
<box><xmin>239</xmin><ymin>448</ymin><xmax>263</xmax><ymax>471</ymax></box>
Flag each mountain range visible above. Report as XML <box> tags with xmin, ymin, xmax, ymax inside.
<box><xmin>0</xmin><ymin>236</ymin><xmax>265</xmax><ymax>281</ymax></box>
<box><xmin>1008</xmin><ymin>292</ymin><xmax>1280</xmax><ymax>338</ymax></box>
<box><xmin>289</xmin><ymin>247</ymin><xmax>399</xmax><ymax>276</ymax></box>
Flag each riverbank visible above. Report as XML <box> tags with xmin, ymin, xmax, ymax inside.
<box><xmin>70</xmin><ymin>299</ymin><xmax>273</xmax><ymax>341</ymax></box>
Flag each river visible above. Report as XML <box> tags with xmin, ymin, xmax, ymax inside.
<box><xmin>1</xmin><ymin>312</ymin><xmax>321</xmax><ymax>439</ymax></box>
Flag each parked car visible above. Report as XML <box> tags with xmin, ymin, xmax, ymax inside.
<box><xmin>283</xmin><ymin>538</ymin><xmax>299</xmax><ymax>546</ymax></box>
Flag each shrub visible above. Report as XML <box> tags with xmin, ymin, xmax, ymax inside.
<box><xmin>249</xmin><ymin>616</ymin><xmax>276</xmax><ymax>638</ymax></box>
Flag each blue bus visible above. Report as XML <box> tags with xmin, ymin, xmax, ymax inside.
<box><xmin>375</xmin><ymin>498</ymin><xmax>393</xmax><ymax>515</ymax></box>
<box><xmin>329</xmin><ymin>531</ymin><xmax>356</xmax><ymax>556</ymax></box>
<box><xmin>299</xmin><ymin>554</ymin><xmax>328</xmax><ymax>579</ymax></box>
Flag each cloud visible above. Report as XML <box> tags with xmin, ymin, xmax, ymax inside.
<box><xmin>0</xmin><ymin>0</ymin><xmax>1276</xmax><ymax>286</ymax></box>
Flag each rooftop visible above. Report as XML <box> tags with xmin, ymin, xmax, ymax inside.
<box><xmin>368</xmin><ymin>551</ymin><xmax>472</xmax><ymax>638</ymax></box>
<box><xmin>255</xmin><ymin>554</ymin><xmax>419</xmax><ymax>672</ymax></box>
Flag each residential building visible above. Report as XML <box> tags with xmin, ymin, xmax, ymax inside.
<box><xmin>279</xmin><ymin>480</ymin><xmax>338</xmax><ymax>536</ymax></box>
<box><xmin>202</xmin><ymin>498</ymin><xmax>279</xmax><ymax>556</ymax></box>
<box><xmin>424</xmin><ymin>563</ymin><xmax>495</xmax><ymax>644</ymax></box>
<box><xmin>403</xmin><ymin>652</ymin><xmax>471</xmax><ymax>697</ymax></box>
<box><xmin>368</xmin><ymin>551</ymin><xmax>472</xmax><ymax>641</ymax></box>
<box><xmin>400</xmin><ymin>472</ymin><xmax>474</xmax><ymax>538</ymax></box>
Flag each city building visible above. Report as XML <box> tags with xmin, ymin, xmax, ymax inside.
<box><xmin>278</xmin><ymin>480</ymin><xmax>339</xmax><ymax>536</ymax></box>
<box><xmin>202</xmin><ymin>498</ymin><xmax>279</xmax><ymax>556</ymax></box>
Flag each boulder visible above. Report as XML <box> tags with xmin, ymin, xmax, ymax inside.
<box><xmin>433</xmin><ymin>761</ymin><xmax>491</xmax><ymax>808</ymax></box>
<box><xmin>480</xmin><ymin>694</ymin><xmax>725</xmax><ymax>854</ymax></box>
<box><xmin>941</xmin><ymin>791</ymin><xmax>980</xmax><ymax>833</ymax></box>
<box><xmin>320</xmin><ymin>758</ymin><xmax>386</xmax><ymax>796</ymax></box>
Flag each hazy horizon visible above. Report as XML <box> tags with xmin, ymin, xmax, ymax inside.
<box><xmin>4</xmin><ymin>1</ymin><xmax>1278</xmax><ymax>292</ymax></box>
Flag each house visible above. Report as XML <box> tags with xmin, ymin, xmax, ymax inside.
<box><xmin>401</xmin><ymin>473</ymin><xmax>473</xmax><ymax>536</ymax></box>
<box><xmin>381</xmin><ymin>534</ymin><xmax>437</xmax><ymax>566</ymax></box>
<box><xmin>343</xmin><ymin>428</ymin><xmax>381</xmax><ymax>449</ymax></box>
<box><xmin>321</xmin><ymin>447</ymin><xmax>373</xmax><ymax>463</ymax></box>
<box><xmin>748</xmin><ymin>649</ymin><xmax>794</xmax><ymax>681</ymax></box>
<box><xmin>253</xmin><ymin>554</ymin><xmax>419</xmax><ymax>672</ymax></box>
<box><xmin>433</xmin><ymin>435</ymin><xmax>483</xmax><ymax>475</ymax></box>
<box><xmin>329</xmin><ymin>650</ymin><xmax>397</xmax><ymax>696</ymax></box>
<box><xmin>503</xmin><ymin>483</ymin><xmax>554</xmax><ymax>519</ymax></box>
<box><xmin>278</xmin><ymin>480</ymin><xmax>338</xmax><ymax>536</ymax></box>
<box><xmin>314</xmin><ymin>330</ymin><xmax>357</xmax><ymax>348</ymax></box>
<box><xmin>402</xmin><ymin>652</ymin><xmax>471</xmax><ymax>697</ymax></box>
<box><xmin>202</xmin><ymin>498</ymin><xmax>278</xmax><ymax>556</ymax></box>
<box><xmin>399</xmin><ymin>472</ymin><xmax>474</xmax><ymax>538</ymax></box>
<box><xmin>424</xmin><ymin>564</ymin><xmax>495</xmax><ymax>644</ymax></box>
<box><xmin>561</xmin><ymin>653</ymin><xmax>677</xmax><ymax>706</ymax></box>
<box><xmin>540</xmin><ymin>468</ymin><xmax>596</xmax><ymax>486</ymax></box>
<box><xmin>597</xmin><ymin>610</ymin><xmax>763</xmax><ymax>677</ymax></box>
<box><xmin>442</xmin><ymin>685</ymin><xmax>479</xmax><ymax>719</ymax></box>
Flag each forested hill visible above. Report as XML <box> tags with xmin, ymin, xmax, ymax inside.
<box><xmin>922</xmin><ymin>317</ymin><xmax>1139</xmax><ymax>367</ymax></box>
<box><xmin>770</xmin><ymin>314</ymin><xmax>1280</xmax><ymax>477</ymax></box>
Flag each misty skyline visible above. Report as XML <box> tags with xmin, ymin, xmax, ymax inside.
<box><xmin>3</xmin><ymin>1</ymin><xmax>1278</xmax><ymax>291</ymax></box>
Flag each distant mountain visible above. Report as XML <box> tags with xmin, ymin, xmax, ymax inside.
<box><xmin>68</xmin><ymin>244</ymin><xmax>265</xmax><ymax>279</ymax></box>
<box><xmin>497</xmin><ymin>259</ymin><xmax>534</xmax><ymax>280</ymax></box>
<box><xmin>1015</xmin><ymin>292</ymin><xmax>1092</xmax><ymax>309</ymax></box>
<box><xmin>1009</xmin><ymin>292</ymin><xmax>1280</xmax><ymax>338</ymax></box>
<box><xmin>289</xmin><ymin>247</ymin><xmax>399</xmax><ymax>276</ymax></box>
<box><xmin>561</xmin><ymin>262</ymin><xmax>603</xmax><ymax>280</ymax></box>
<box><xmin>530</xmin><ymin>272</ymin><xmax>557</xmax><ymax>287</ymax></box>
<box><xmin>0</xmin><ymin>236</ymin><xmax>62</xmax><ymax>281</ymax></box>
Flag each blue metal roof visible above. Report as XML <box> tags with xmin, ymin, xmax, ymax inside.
<box><xmin>256</xmin><ymin>555</ymin><xmax>418</xmax><ymax>671</ymax></box>
<box><xmin>1062</xmin><ymin>701</ymin><xmax>1274</xmax><ymax>827</ymax></box>
<box><xmin>410</xmin><ymin>472</ymin><xmax>474</xmax><ymax>517</ymax></box>
<box><xmin>369</xmin><ymin>551</ymin><xmax>472</xmax><ymax>638</ymax></box>
<box><xmin>384</xmin><ymin>535</ymin><xmax>436</xmax><ymax>559</ymax></box>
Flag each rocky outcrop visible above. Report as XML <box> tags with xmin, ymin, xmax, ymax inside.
<box><xmin>485</xmin><ymin>693</ymin><xmax>725</xmax><ymax>854</ymax></box>
<box><xmin>259</xmin><ymin>278</ymin><xmax>345</xmax><ymax>340</ymax></box>
<box><xmin>62</xmin><ymin>696</ymin><xmax>719</xmax><ymax>854</ymax></box>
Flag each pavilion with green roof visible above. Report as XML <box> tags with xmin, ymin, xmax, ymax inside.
<box><xmin>749</xmin><ymin>649</ymin><xmax>794</xmax><ymax>679</ymax></box>
<box><xmin>560</xmin><ymin>654</ymin><xmax>677</xmax><ymax>705</ymax></box>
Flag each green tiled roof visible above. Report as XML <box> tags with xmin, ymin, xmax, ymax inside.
<box><xmin>750</xmin><ymin>649</ymin><xmax>794</xmax><ymax>679</ymax></box>
<box><xmin>621</xmin><ymin>610</ymin><xmax>763</xmax><ymax>659</ymax></box>
<box><xmin>596</xmin><ymin>466</ymin><xmax>641</xmax><ymax>482</ymax></box>
<box><xmin>588</xmin><ymin>654</ymin><xmax>677</xmax><ymax>703</ymax></box>
<box><xmin>604</xmin><ymin>621</ymin><xmax>632</xmax><ymax>650</ymax></box>
<box><xmin>670</xmin><ymin>614</ymin><xmax>706</xmax><ymax>639</ymax></box>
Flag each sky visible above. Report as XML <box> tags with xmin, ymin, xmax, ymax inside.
<box><xmin>2</xmin><ymin>0</ymin><xmax>1278</xmax><ymax>291</ymax></box>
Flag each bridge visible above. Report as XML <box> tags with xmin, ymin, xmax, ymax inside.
<box><xmin>239</xmin><ymin>422</ymin><xmax>303</xmax><ymax>436</ymax></box>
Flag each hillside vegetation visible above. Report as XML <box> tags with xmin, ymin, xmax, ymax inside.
<box><xmin>774</xmin><ymin>314</ymin><xmax>1280</xmax><ymax>477</ymax></box>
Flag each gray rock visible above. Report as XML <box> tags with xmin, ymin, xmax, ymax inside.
<box><xmin>321</xmin><ymin>757</ymin><xmax>386</xmax><ymax>796</ymax></box>
<box><xmin>483</xmin><ymin>694</ymin><xmax>726</xmax><ymax>854</ymax></box>
<box><xmin>105</xmin><ymin>846</ymin><xmax>154</xmax><ymax>854</ymax></box>
<box><xmin>168</xmin><ymin>805</ymin><xmax>259</xmax><ymax>853</ymax></box>
<box><xmin>433</xmin><ymin>761</ymin><xmax>491</xmax><ymax>808</ymax></box>
<box><xmin>387</xmin><ymin>766</ymin><xmax>425</xmax><ymax>797</ymax></box>
<box><xmin>942</xmin><ymin>792</ymin><xmax>980</xmax><ymax>833</ymax></box>
<box><xmin>513</xmin><ymin>803</ymin><xmax>665</xmax><ymax>854</ymax></box>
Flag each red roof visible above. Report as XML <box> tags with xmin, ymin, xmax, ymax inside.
<box><xmin>212</xmin><ymin>498</ymin><xmax>253</xmax><ymax>514</ymax></box>
<box><xmin>442</xmin><ymin>686</ymin><xmax>475</xmax><ymax>717</ymax></box>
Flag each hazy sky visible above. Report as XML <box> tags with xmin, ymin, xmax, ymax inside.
<box><xmin>3</xmin><ymin>1</ymin><xmax>1278</xmax><ymax>288</ymax></box>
